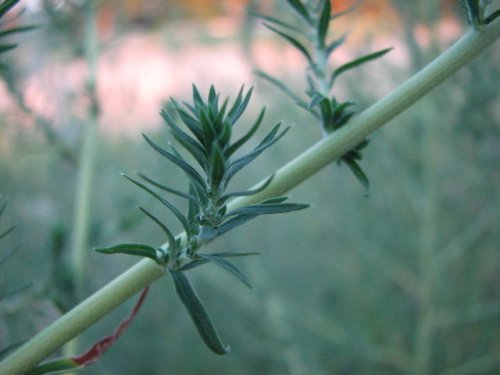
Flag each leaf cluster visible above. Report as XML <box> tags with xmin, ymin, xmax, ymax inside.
<box><xmin>95</xmin><ymin>85</ymin><xmax>308</xmax><ymax>354</ymax></box>
<box><xmin>0</xmin><ymin>0</ymin><xmax>37</xmax><ymax>56</ymax></box>
<box><xmin>460</xmin><ymin>0</ymin><xmax>500</xmax><ymax>28</ymax></box>
<box><xmin>255</xmin><ymin>0</ymin><xmax>392</xmax><ymax>193</ymax></box>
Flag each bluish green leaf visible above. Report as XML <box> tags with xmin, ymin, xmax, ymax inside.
<box><xmin>342</xmin><ymin>157</ymin><xmax>370</xmax><ymax>196</ymax></box>
<box><xmin>169</xmin><ymin>270</ymin><xmax>230</xmax><ymax>355</ymax></box>
<box><xmin>0</xmin><ymin>225</ymin><xmax>14</xmax><ymax>240</ymax></box>
<box><xmin>192</xmin><ymin>84</ymin><xmax>205</xmax><ymax>109</ymax></box>
<box><xmin>255</xmin><ymin>70</ymin><xmax>310</xmax><ymax>111</ymax></box>
<box><xmin>330</xmin><ymin>47</ymin><xmax>393</xmax><ymax>86</ymax></box>
<box><xmin>224</xmin><ymin>124</ymin><xmax>289</xmax><ymax>185</ymax></box>
<box><xmin>175</xmin><ymin>107</ymin><xmax>204</xmax><ymax>144</ymax></box>
<box><xmin>227</xmin><ymin>107</ymin><xmax>265</xmax><ymax>157</ymax></box>
<box><xmin>227</xmin><ymin>86</ymin><xmax>253</xmax><ymax>126</ymax></box>
<box><xmin>254</xmin><ymin>13</ymin><xmax>304</xmax><ymax>34</ymax></box>
<box><xmin>207</xmin><ymin>85</ymin><xmax>218</xmax><ymax>110</ymax></box>
<box><xmin>0</xmin><ymin>25</ymin><xmax>39</xmax><ymax>38</ymax></box>
<box><xmin>94</xmin><ymin>243</ymin><xmax>161</xmax><ymax>263</ymax></box>
<box><xmin>138</xmin><ymin>173</ymin><xmax>199</xmax><ymax>205</ymax></box>
<box><xmin>226</xmin><ymin>202</ymin><xmax>309</xmax><ymax>217</ymax></box>
<box><xmin>216</xmin><ymin>213</ymin><xmax>258</xmax><ymax>236</ymax></box>
<box><xmin>326</xmin><ymin>34</ymin><xmax>347</xmax><ymax>58</ymax></box>
<box><xmin>209</xmin><ymin>143</ymin><xmax>226</xmax><ymax>188</ymax></box>
<box><xmin>142</xmin><ymin>134</ymin><xmax>206</xmax><ymax>190</ymax></box>
<box><xmin>484</xmin><ymin>9</ymin><xmax>500</xmax><ymax>24</ymax></box>
<box><xmin>161</xmin><ymin>109</ymin><xmax>207</xmax><ymax>167</ymax></box>
<box><xmin>122</xmin><ymin>173</ymin><xmax>191</xmax><ymax>235</ymax></box>
<box><xmin>198</xmin><ymin>254</ymin><xmax>253</xmax><ymax>289</ymax></box>
<box><xmin>317</xmin><ymin>0</ymin><xmax>331</xmax><ymax>47</ymax></box>
<box><xmin>179</xmin><ymin>252</ymin><xmax>259</xmax><ymax>271</ymax></box>
<box><xmin>264</xmin><ymin>24</ymin><xmax>313</xmax><ymax>66</ymax></box>
<box><xmin>220</xmin><ymin>175</ymin><xmax>274</xmax><ymax>202</ymax></box>
<box><xmin>0</xmin><ymin>0</ymin><xmax>19</xmax><ymax>18</ymax></box>
<box><xmin>138</xmin><ymin>207</ymin><xmax>178</xmax><ymax>258</ymax></box>
<box><xmin>285</xmin><ymin>0</ymin><xmax>312</xmax><ymax>23</ymax></box>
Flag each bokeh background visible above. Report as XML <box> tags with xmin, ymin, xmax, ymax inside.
<box><xmin>1</xmin><ymin>0</ymin><xmax>499</xmax><ymax>374</ymax></box>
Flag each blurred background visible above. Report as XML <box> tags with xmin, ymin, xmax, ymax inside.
<box><xmin>0</xmin><ymin>0</ymin><xmax>499</xmax><ymax>374</ymax></box>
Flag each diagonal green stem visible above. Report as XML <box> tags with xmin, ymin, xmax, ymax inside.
<box><xmin>0</xmin><ymin>21</ymin><xmax>498</xmax><ymax>375</ymax></box>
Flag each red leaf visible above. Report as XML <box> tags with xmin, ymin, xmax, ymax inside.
<box><xmin>72</xmin><ymin>287</ymin><xmax>149</xmax><ymax>367</ymax></box>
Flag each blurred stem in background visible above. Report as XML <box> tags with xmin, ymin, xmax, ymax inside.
<box><xmin>66</xmin><ymin>0</ymin><xmax>99</xmax><ymax>362</ymax></box>
<box><xmin>405</xmin><ymin>3</ymin><xmax>446</xmax><ymax>373</ymax></box>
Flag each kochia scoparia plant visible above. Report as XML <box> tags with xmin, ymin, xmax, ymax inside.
<box><xmin>256</xmin><ymin>0</ymin><xmax>392</xmax><ymax>193</ymax></box>
<box><xmin>95</xmin><ymin>85</ymin><xmax>308</xmax><ymax>354</ymax></box>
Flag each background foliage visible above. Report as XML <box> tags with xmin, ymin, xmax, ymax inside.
<box><xmin>0</xmin><ymin>0</ymin><xmax>498</xmax><ymax>374</ymax></box>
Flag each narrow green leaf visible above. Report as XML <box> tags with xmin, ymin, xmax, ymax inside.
<box><xmin>138</xmin><ymin>207</ymin><xmax>178</xmax><ymax>258</ymax></box>
<box><xmin>0</xmin><ymin>25</ymin><xmax>39</xmax><ymax>38</ymax></box>
<box><xmin>224</xmin><ymin>124</ymin><xmax>289</xmax><ymax>185</ymax></box>
<box><xmin>325</xmin><ymin>34</ymin><xmax>347</xmax><ymax>58</ymax></box>
<box><xmin>227</xmin><ymin>107</ymin><xmax>265</xmax><ymax>157</ymax></box>
<box><xmin>175</xmin><ymin>107</ymin><xmax>204</xmax><ymax>144</ymax></box>
<box><xmin>0</xmin><ymin>0</ymin><xmax>19</xmax><ymax>18</ymax></box>
<box><xmin>142</xmin><ymin>134</ymin><xmax>206</xmax><ymax>190</ymax></box>
<box><xmin>484</xmin><ymin>9</ymin><xmax>500</xmax><ymax>24</ymax></box>
<box><xmin>179</xmin><ymin>251</ymin><xmax>260</xmax><ymax>271</ymax></box>
<box><xmin>254</xmin><ymin>70</ymin><xmax>310</xmax><ymax>111</ymax></box>
<box><xmin>227</xmin><ymin>86</ymin><xmax>253</xmax><ymax>126</ymax></box>
<box><xmin>192</xmin><ymin>84</ymin><xmax>205</xmax><ymax>109</ymax></box>
<box><xmin>169</xmin><ymin>270</ymin><xmax>230</xmax><ymax>355</ymax></box>
<box><xmin>342</xmin><ymin>158</ymin><xmax>370</xmax><ymax>196</ymax></box>
<box><xmin>94</xmin><ymin>243</ymin><xmax>161</xmax><ymax>263</ymax></box>
<box><xmin>220</xmin><ymin>175</ymin><xmax>274</xmax><ymax>202</ymax></box>
<box><xmin>209</xmin><ymin>143</ymin><xmax>226</xmax><ymax>188</ymax></box>
<box><xmin>198</xmin><ymin>254</ymin><xmax>253</xmax><ymax>289</ymax></box>
<box><xmin>254</xmin><ymin>13</ymin><xmax>304</xmax><ymax>34</ymax></box>
<box><xmin>187</xmin><ymin>183</ymin><xmax>199</xmax><ymax>229</ymax></box>
<box><xmin>161</xmin><ymin>109</ymin><xmax>207</xmax><ymax>167</ymax></box>
<box><xmin>285</xmin><ymin>0</ymin><xmax>312</xmax><ymax>23</ymax></box>
<box><xmin>216</xmin><ymin>213</ymin><xmax>257</xmax><ymax>236</ymax></box>
<box><xmin>226</xmin><ymin>202</ymin><xmax>309</xmax><ymax>217</ymax></box>
<box><xmin>264</xmin><ymin>24</ymin><xmax>313</xmax><ymax>66</ymax></box>
<box><xmin>330</xmin><ymin>47</ymin><xmax>393</xmax><ymax>86</ymax></box>
<box><xmin>122</xmin><ymin>173</ymin><xmax>191</xmax><ymax>235</ymax></box>
<box><xmin>317</xmin><ymin>0</ymin><xmax>331</xmax><ymax>47</ymax></box>
<box><xmin>0</xmin><ymin>44</ymin><xmax>17</xmax><ymax>54</ymax></box>
<box><xmin>330</xmin><ymin>0</ymin><xmax>360</xmax><ymax>20</ymax></box>
<box><xmin>0</xmin><ymin>225</ymin><xmax>15</xmax><ymax>240</ymax></box>
<box><xmin>208</xmin><ymin>85</ymin><xmax>218</xmax><ymax>110</ymax></box>
<box><xmin>138</xmin><ymin>173</ymin><xmax>200</xmax><ymax>205</ymax></box>
<box><xmin>199</xmin><ymin>108</ymin><xmax>217</xmax><ymax>148</ymax></box>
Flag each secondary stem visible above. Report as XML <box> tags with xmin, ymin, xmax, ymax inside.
<box><xmin>0</xmin><ymin>20</ymin><xmax>498</xmax><ymax>375</ymax></box>
<box><xmin>70</xmin><ymin>0</ymin><xmax>99</xmax><ymax>299</ymax></box>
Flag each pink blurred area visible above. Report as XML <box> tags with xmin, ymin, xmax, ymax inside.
<box><xmin>0</xmin><ymin>1</ymin><xmax>463</xmax><ymax>137</ymax></box>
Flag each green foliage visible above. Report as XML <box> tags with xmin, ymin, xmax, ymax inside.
<box><xmin>255</xmin><ymin>0</ymin><xmax>392</xmax><ymax>193</ymax></box>
<box><xmin>95</xmin><ymin>85</ymin><xmax>308</xmax><ymax>353</ymax></box>
<box><xmin>0</xmin><ymin>0</ymin><xmax>37</xmax><ymax>56</ymax></box>
<box><xmin>460</xmin><ymin>0</ymin><xmax>500</xmax><ymax>28</ymax></box>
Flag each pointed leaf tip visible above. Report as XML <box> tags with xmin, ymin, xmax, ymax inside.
<box><xmin>170</xmin><ymin>270</ymin><xmax>230</xmax><ymax>355</ymax></box>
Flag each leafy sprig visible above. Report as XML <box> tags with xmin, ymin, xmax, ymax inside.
<box><xmin>255</xmin><ymin>0</ymin><xmax>392</xmax><ymax>194</ymax></box>
<box><xmin>460</xmin><ymin>0</ymin><xmax>500</xmax><ymax>28</ymax></box>
<box><xmin>96</xmin><ymin>85</ymin><xmax>308</xmax><ymax>354</ymax></box>
<box><xmin>0</xmin><ymin>0</ymin><xmax>37</xmax><ymax>56</ymax></box>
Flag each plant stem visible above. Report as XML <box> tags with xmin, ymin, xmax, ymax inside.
<box><xmin>412</xmin><ymin>97</ymin><xmax>441</xmax><ymax>375</ymax></box>
<box><xmin>0</xmin><ymin>21</ymin><xmax>498</xmax><ymax>375</ymax></box>
<box><xmin>70</xmin><ymin>0</ymin><xmax>99</xmax><ymax>299</ymax></box>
